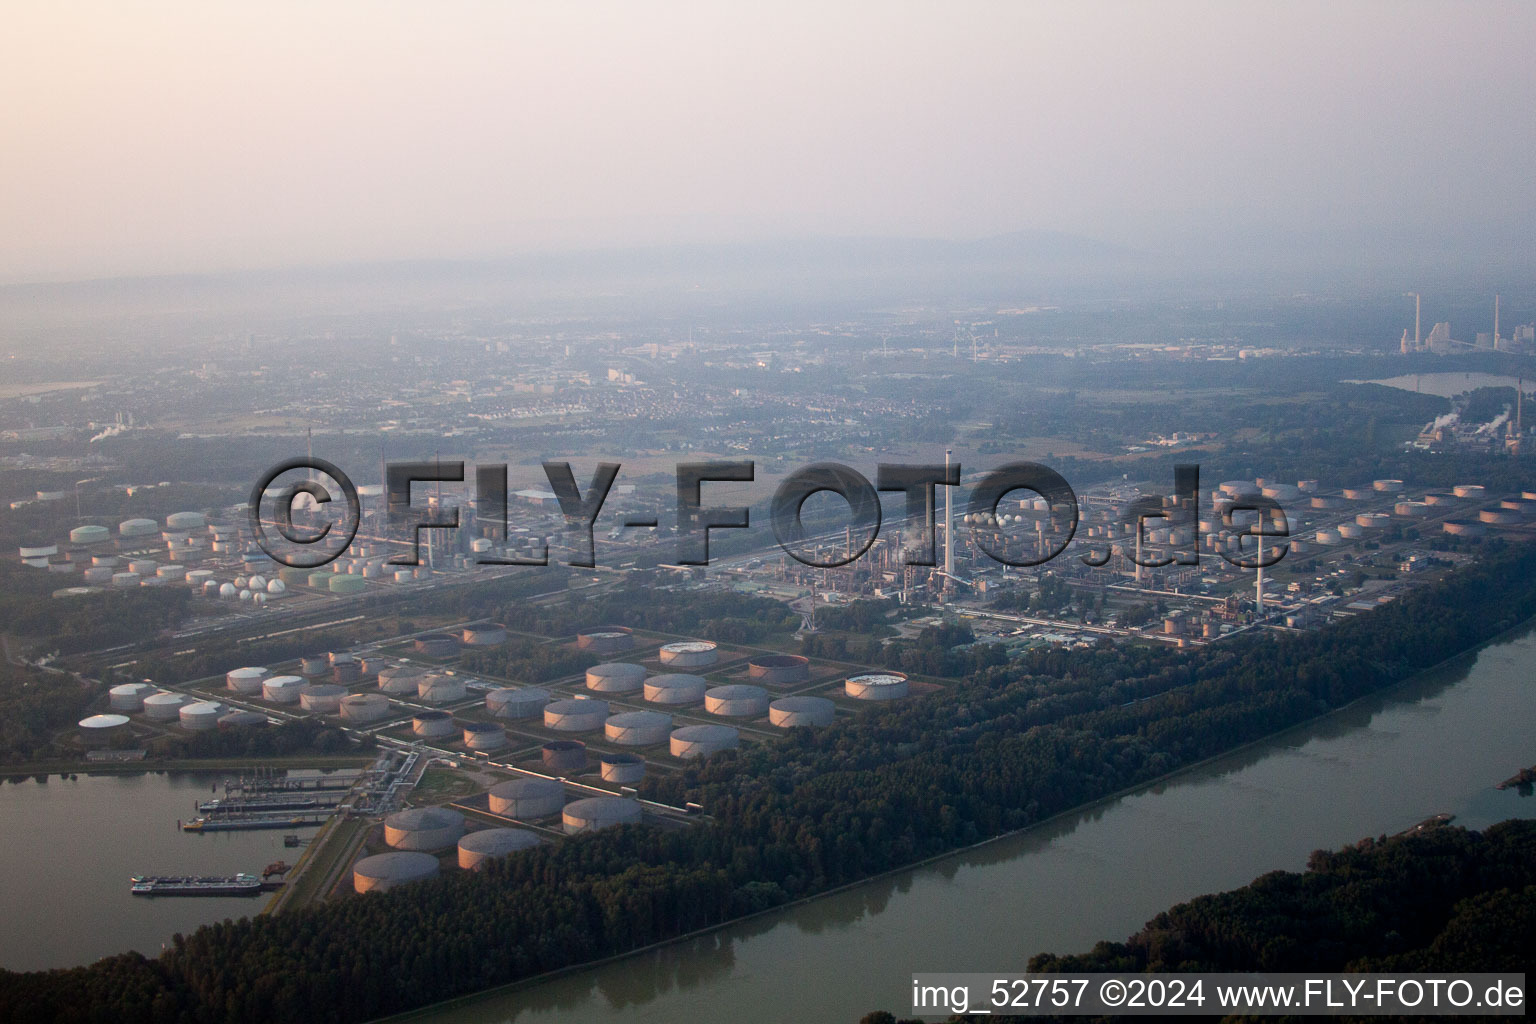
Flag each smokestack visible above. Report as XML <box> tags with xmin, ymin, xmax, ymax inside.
<box><xmin>1256</xmin><ymin>535</ymin><xmax>1264</xmax><ymax>616</ymax></box>
<box><xmin>1415</xmin><ymin>293</ymin><xmax>1421</xmax><ymax>346</ymax></box>
<box><xmin>1495</xmin><ymin>294</ymin><xmax>1500</xmax><ymax>344</ymax></box>
<box><xmin>943</xmin><ymin>449</ymin><xmax>954</xmax><ymax>578</ymax></box>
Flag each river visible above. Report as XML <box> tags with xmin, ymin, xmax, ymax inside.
<box><xmin>408</xmin><ymin>622</ymin><xmax>1536</xmax><ymax>1023</ymax></box>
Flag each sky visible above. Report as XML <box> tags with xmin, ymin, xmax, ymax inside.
<box><xmin>2</xmin><ymin>1</ymin><xmax>1533</xmax><ymax>282</ymax></box>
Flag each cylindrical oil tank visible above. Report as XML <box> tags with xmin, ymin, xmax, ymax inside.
<box><xmin>78</xmin><ymin>714</ymin><xmax>131</xmax><ymax>747</ymax></box>
<box><xmin>1423</xmin><ymin>492</ymin><xmax>1456</xmax><ymax>505</ymax></box>
<box><xmin>1479</xmin><ymin>508</ymin><xmax>1522</xmax><ymax>525</ymax></box>
<box><xmin>561</xmin><ymin>796</ymin><xmax>642</xmax><ymax>834</ymax></box>
<box><xmin>1355</xmin><ymin>513</ymin><xmax>1390</xmax><ymax>530</ymax></box>
<box><xmin>1372</xmin><ymin>479</ymin><xmax>1404</xmax><ymax>492</ymax></box>
<box><xmin>576</xmin><ymin>626</ymin><xmax>634</xmax><ymax>653</ymax></box>
<box><xmin>299</xmin><ymin>684</ymin><xmax>345</xmax><ymax>713</ymax></box>
<box><xmin>112</xmin><ymin>572</ymin><xmax>141</xmax><ymax>588</ymax></box>
<box><xmin>1336</xmin><ymin>523</ymin><xmax>1365</xmax><ymax>539</ymax></box>
<box><xmin>704</xmin><ymin>684</ymin><xmax>770</xmax><ymax>717</ymax></box>
<box><xmin>461</xmin><ymin>623</ymin><xmax>506</xmax><ymax>646</ymax></box>
<box><xmin>769</xmin><ymin>695</ymin><xmax>836</xmax><ymax>728</ymax></box>
<box><xmin>178</xmin><ymin>702</ymin><xmax>222</xmax><ymax>731</ymax></box>
<box><xmin>109</xmin><ymin>682</ymin><xmax>156</xmax><ymax>711</ymax></box>
<box><xmin>457</xmin><ymin>828</ymin><xmax>539</xmax><ymax>869</ymax></box>
<box><xmin>604</xmin><ymin>711</ymin><xmax>672</xmax><ymax>746</ymax></box>
<box><xmin>155</xmin><ymin>564</ymin><xmax>187</xmax><ymax>581</ymax></box>
<box><xmin>585</xmin><ymin>662</ymin><xmax>646</xmax><ymax>693</ymax></box>
<box><xmin>486</xmin><ymin>687</ymin><xmax>550</xmax><ymax>719</ymax></box>
<box><xmin>658</xmin><ymin>640</ymin><xmax>718</xmax><ymax>668</ymax></box>
<box><xmin>670</xmin><ymin>723</ymin><xmax>739</xmax><ymax>759</ymax></box>
<box><xmin>1297</xmin><ymin>479</ymin><xmax>1319</xmax><ymax>493</ymax></box>
<box><xmin>1309</xmin><ymin>496</ymin><xmax>1342</xmax><ymax>509</ymax></box>
<box><xmin>417</xmin><ymin>675</ymin><xmax>467</xmax><ymax>703</ymax></box>
<box><xmin>377</xmin><ymin>664</ymin><xmax>426</xmax><ymax>695</ymax></box>
<box><xmin>599</xmin><ymin>752</ymin><xmax>646</xmax><ymax>783</ymax></box>
<box><xmin>1453</xmin><ymin>484</ymin><xmax>1486</xmax><ymax>499</ymax></box>
<box><xmin>118</xmin><ymin>518</ymin><xmax>157</xmax><ymax>539</ymax></box>
<box><xmin>225</xmin><ymin>666</ymin><xmax>269</xmax><ymax>694</ymax></box>
<box><xmin>1394</xmin><ymin>501</ymin><xmax>1429</xmax><ymax>517</ymax></box>
<box><xmin>1218</xmin><ymin>480</ymin><xmax>1259</xmax><ymax>498</ymax></box>
<box><xmin>262</xmin><ymin>675</ymin><xmax>308</xmax><ymax>704</ymax></box>
<box><xmin>1261</xmin><ymin>484</ymin><xmax>1300</xmax><ymax>503</ymax></box>
<box><xmin>384</xmin><ymin>806</ymin><xmax>464</xmax><ymax>851</ymax></box>
<box><xmin>330</xmin><ymin>655</ymin><xmax>361</xmax><ymax>684</ymax></box>
<box><xmin>414</xmin><ymin>633</ymin><xmax>460</xmax><ymax>658</ymax></box>
<box><xmin>340</xmin><ymin>693</ymin><xmax>390</xmax><ymax>723</ymax></box>
<box><xmin>488</xmin><ymin>777</ymin><xmax>566</xmax><ymax>818</ymax></box>
<box><xmin>412</xmin><ymin>710</ymin><xmax>455</xmax><ymax>738</ymax></box>
<box><xmin>218</xmin><ymin>710</ymin><xmax>269</xmax><ymax>730</ymax></box>
<box><xmin>747</xmin><ymin>654</ymin><xmax>810</xmax><ymax>684</ymax></box>
<box><xmin>544</xmin><ymin>698</ymin><xmax>609</xmax><ymax>732</ymax></box>
<box><xmin>462</xmin><ymin>721</ymin><xmax>507</xmax><ymax>750</ymax></box>
<box><xmin>142</xmin><ymin>692</ymin><xmax>187</xmax><ymax>721</ymax></box>
<box><xmin>69</xmin><ymin>525</ymin><xmax>110</xmax><ymax>545</ymax></box>
<box><xmin>353</xmin><ymin>851</ymin><xmax>439</xmax><ymax>893</ymax></box>
<box><xmin>165</xmin><ymin>511</ymin><xmax>205</xmax><ymax>531</ymax></box>
<box><xmin>299</xmin><ymin>653</ymin><xmax>329</xmax><ymax>676</ymax></box>
<box><xmin>328</xmin><ymin>574</ymin><xmax>366</xmax><ymax>595</ymax></box>
<box><xmin>1444</xmin><ymin>519</ymin><xmax>1486</xmax><ymax>538</ymax></box>
<box><xmin>125</xmin><ymin>559</ymin><xmax>156</xmax><ymax>575</ymax></box>
<box><xmin>845</xmin><ymin>672</ymin><xmax>910</xmax><ymax>701</ymax></box>
<box><xmin>643</xmin><ymin>673</ymin><xmax>707</xmax><ymax>705</ymax></box>
<box><xmin>541</xmin><ymin>740</ymin><xmax>588</xmax><ymax>774</ymax></box>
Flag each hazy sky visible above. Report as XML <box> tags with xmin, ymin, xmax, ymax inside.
<box><xmin>2</xmin><ymin>1</ymin><xmax>1533</xmax><ymax>281</ymax></box>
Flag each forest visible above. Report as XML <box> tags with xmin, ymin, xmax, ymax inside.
<box><xmin>4</xmin><ymin>544</ymin><xmax>1536</xmax><ymax>1022</ymax></box>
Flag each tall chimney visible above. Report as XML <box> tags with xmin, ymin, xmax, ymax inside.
<box><xmin>943</xmin><ymin>448</ymin><xmax>954</xmax><ymax>578</ymax></box>
<box><xmin>1415</xmin><ymin>293</ymin><xmax>1421</xmax><ymax>346</ymax></box>
<box><xmin>1495</xmin><ymin>294</ymin><xmax>1500</xmax><ymax>344</ymax></box>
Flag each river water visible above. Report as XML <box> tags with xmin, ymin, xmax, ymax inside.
<box><xmin>410</xmin><ymin>623</ymin><xmax>1536</xmax><ymax>1023</ymax></box>
<box><xmin>0</xmin><ymin>770</ymin><xmax>317</xmax><ymax>971</ymax></box>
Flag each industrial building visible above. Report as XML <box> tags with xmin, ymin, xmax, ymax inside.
<box><xmin>643</xmin><ymin>673</ymin><xmax>707</xmax><ymax>705</ymax></box>
<box><xmin>845</xmin><ymin>672</ymin><xmax>910</xmax><ymax>701</ymax></box>
<box><xmin>603</xmin><ymin>710</ymin><xmax>672</xmax><ymax>746</ymax></box>
<box><xmin>769</xmin><ymin>695</ymin><xmax>836</xmax><ymax>728</ymax></box>
<box><xmin>383</xmin><ymin>806</ymin><xmax>464</xmax><ymax>851</ymax></box>
<box><xmin>585</xmin><ymin>662</ymin><xmax>646</xmax><ymax>693</ymax></box>
<box><xmin>670</xmin><ymin>723</ymin><xmax>739</xmax><ymax>759</ymax></box>
<box><xmin>488</xmin><ymin>777</ymin><xmax>566</xmax><ymax>818</ymax></box>
<box><xmin>457</xmin><ymin>828</ymin><xmax>539</xmax><ymax>869</ymax></box>
<box><xmin>353</xmin><ymin>851</ymin><xmax>439</xmax><ymax>893</ymax></box>
<box><xmin>561</xmin><ymin>796</ymin><xmax>642</xmax><ymax>834</ymax></box>
<box><xmin>544</xmin><ymin>698</ymin><xmax>609</xmax><ymax>732</ymax></box>
<box><xmin>704</xmin><ymin>684</ymin><xmax>770</xmax><ymax>717</ymax></box>
<box><xmin>658</xmin><ymin>640</ymin><xmax>719</xmax><ymax>668</ymax></box>
<box><xmin>486</xmin><ymin>686</ymin><xmax>550</xmax><ymax>719</ymax></box>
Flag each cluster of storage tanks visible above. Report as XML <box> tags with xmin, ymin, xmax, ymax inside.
<box><xmin>92</xmin><ymin>680</ymin><xmax>278</xmax><ymax>743</ymax></box>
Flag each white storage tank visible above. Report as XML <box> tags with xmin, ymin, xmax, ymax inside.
<box><xmin>599</xmin><ymin>752</ymin><xmax>646</xmax><ymax>784</ymax></box>
<box><xmin>78</xmin><ymin>713</ymin><xmax>131</xmax><ymax>747</ymax></box>
<box><xmin>340</xmin><ymin>693</ymin><xmax>390</xmax><ymax>723</ymax></box>
<box><xmin>225</xmin><ymin>666</ymin><xmax>269</xmax><ymax>694</ymax></box>
<box><xmin>845</xmin><ymin>672</ymin><xmax>910</xmax><ymax>701</ymax></box>
<box><xmin>544</xmin><ymin>698</ymin><xmax>609</xmax><ymax>732</ymax></box>
<box><xmin>643</xmin><ymin>673</ymin><xmax>707</xmax><ymax>705</ymax></box>
<box><xmin>418</xmin><ymin>674</ymin><xmax>467</xmax><ymax>703</ymax></box>
<box><xmin>178</xmin><ymin>701</ymin><xmax>222</xmax><ymax>731</ymax></box>
<box><xmin>561</xmin><ymin>796</ymin><xmax>642</xmax><ymax>834</ymax></box>
<box><xmin>109</xmin><ymin>682</ymin><xmax>156</xmax><ymax>712</ymax></box>
<box><xmin>354</xmin><ymin>851</ymin><xmax>439</xmax><ymax>893</ymax></box>
<box><xmin>112</xmin><ymin>572</ymin><xmax>141</xmax><ymax>588</ymax></box>
<box><xmin>461</xmin><ymin>623</ymin><xmax>507</xmax><ymax>646</ymax></box>
<box><xmin>262</xmin><ymin>675</ymin><xmax>308</xmax><ymax>704</ymax></box>
<box><xmin>412</xmin><ymin>710</ymin><xmax>456</xmax><ymax>738</ymax></box>
<box><xmin>658</xmin><ymin>641</ymin><xmax>718</xmax><ymax>668</ymax></box>
<box><xmin>118</xmin><ymin>518</ymin><xmax>158</xmax><ymax>540</ymax></box>
<box><xmin>576</xmin><ymin>626</ymin><xmax>635</xmax><ymax>654</ymax></box>
<box><xmin>486</xmin><ymin>687</ymin><xmax>550</xmax><ymax>719</ymax></box>
<box><xmin>670</xmin><ymin>723</ymin><xmax>739</xmax><ymax>759</ymax></box>
<box><xmin>1372</xmin><ymin>479</ymin><xmax>1405</xmax><ymax>493</ymax></box>
<box><xmin>142</xmin><ymin>692</ymin><xmax>187</xmax><ymax>721</ymax></box>
<box><xmin>1453</xmin><ymin>484</ymin><xmax>1486</xmax><ymax>499</ymax></box>
<box><xmin>384</xmin><ymin>806</ymin><xmax>464</xmax><ymax>851</ymax></box>
<box><xmin>300</xmin><ymin>684</ymin><xmax>346</xmax><ymax>713</ymax></box>
<box><xmin>377</xmin><ymin>664</ymin><xmax>425</xmax><ymax>695</ymax></box>
<box><xmin>488</xmin><ymin>777</ymin><xmax>566</xmax><ymax>819</ymax></box>
<box><xmin>603</xmin><ymin>711</ymin><xmax>672</xmax><ymax>746</ymax></box>
<box><xmin>462</xmin><ymin>721</ymin><xmax>507</xmax><ymax>750</ymax></box>
<box><xmin>165</xmin><ymin>511</ymin><xmax>206</xmax><ymax>531</ymax></box>
<box><xmin>457</xmin><ymin>828</ymin><xmax>539</xmax><ymax>869</ymax></box>
<box><xmin>704</xmin><ymin>684</ymin><xmax>770</xmax><ymax>718</ymax></box>
<box><xmin>300</xmin><ymin>653</ymin><xmax>330</xmax><ymax>677</ymax></box>
<box><xmin>769</xmin><ymin>695</ymin><xmax>836</xmax><ymax>728</ymax></box>
<box><xmin>585</xmin><ymin>662</ymin><xmax>646</xmax><ymax>694</ymax></box>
